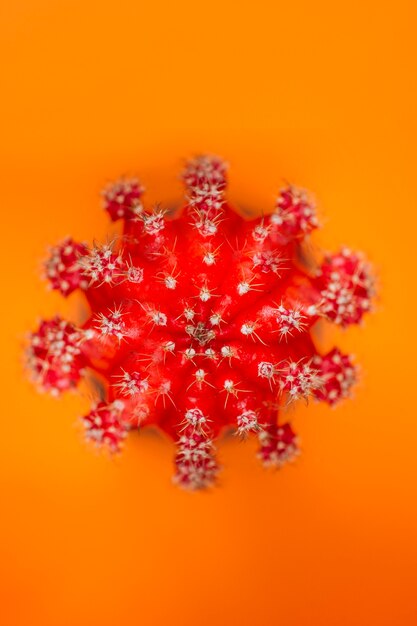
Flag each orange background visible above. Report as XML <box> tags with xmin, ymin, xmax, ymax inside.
<box><xmin>1</xmin><ymin>2</ymin><xmax>416</xmax><ymax>625</ymax></box>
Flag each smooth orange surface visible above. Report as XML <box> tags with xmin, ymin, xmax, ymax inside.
<box><xmin>1</xmin><ymin>2</ymin><xmax>416</xmax><ymax>625</ymax></box>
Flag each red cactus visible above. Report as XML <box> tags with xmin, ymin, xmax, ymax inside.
<box><xmin>27</xmin><ymin>155</ymin><xmax>374</xmax><ymax>489</ymax></box>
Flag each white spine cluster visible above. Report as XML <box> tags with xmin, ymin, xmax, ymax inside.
<box><xmin>94</xmin><ymin>307</ymin><xmax>127</xmax><ymax>342</ymax></box>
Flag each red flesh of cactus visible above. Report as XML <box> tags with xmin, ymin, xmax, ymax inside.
<box><xmin>27</xmin><ymin>156</ymin><xmax>374</xmax><ymax>489</ymax></box>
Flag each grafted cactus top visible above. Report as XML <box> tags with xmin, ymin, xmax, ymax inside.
<box><xmin>28</xmin><ymin>156</ymin><xmax>374</xmax><ymax>489</ymax></box>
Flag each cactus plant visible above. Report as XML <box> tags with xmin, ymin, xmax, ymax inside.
<box><xmin>27</xmin><ymin>156</ymin><xmax>374</xmax><ymax>489</ymax></box>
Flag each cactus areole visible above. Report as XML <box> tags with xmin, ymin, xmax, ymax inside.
<box><xmin>27</xmin><ymin>156</ymin><xmax>374</xmax><ymax>489</ymax></box>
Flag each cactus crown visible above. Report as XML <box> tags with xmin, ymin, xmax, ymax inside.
<box><xmin>27</xmin><ymin>155</ymin><xmax>374</xmax><ymax>489</ymax></box>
